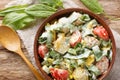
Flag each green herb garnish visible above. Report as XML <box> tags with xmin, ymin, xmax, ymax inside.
<box><xmin>2</xmin><ymin>12</ymin><xmax>35</xmax><ymax>30</ymax></box>
<box><xmin>80</xmin><ymin>0</ymin><xmax>104</xmax><ymax>14</ymax></box>
<box><xmin>25</xmin><ymin>4</ymin><xmax>57</xmax><ymax>18</ymax></box>
<box><xmin>0</xmin><ymin>0</ymin><xmax>63</xmax><ymax>30</ymax></box>
<box><xmin>39</xmin><ymin>0</ymin><xmax>63</xmax><ymax>8</ymax></box>
<box><xmin>0</xmin><ymin>5</ymin><xmax>28</xmax><ymax>16</ymax></box>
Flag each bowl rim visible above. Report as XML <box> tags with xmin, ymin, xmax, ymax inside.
<box><xmin>34</xmin><ymin>8</ymin><xmax>116</xmax><ymax>80</ymax></box>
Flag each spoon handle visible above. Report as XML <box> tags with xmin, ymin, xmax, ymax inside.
<box><xmin>17</xmin><ymin>49</ymin><xmax>44</xmax><ymax>80</ymax></box>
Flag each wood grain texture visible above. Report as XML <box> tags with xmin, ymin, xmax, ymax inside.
<box><xmin>0</xmin><ymin>50</ymin><xmax>36</xmax><ymax>80</ymax></box>
<box><xmin>0</xmin><ymin>0</ymin><xmax>120</xmax><ymax>80</ymax></box>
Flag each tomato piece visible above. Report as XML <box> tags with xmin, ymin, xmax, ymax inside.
<box><xmin>93</xmin><ymin>26</ymin><xmax>109</xmax><ymax>40</ymax></box>
<box><xmin>50</xmin><ymin>68</ymin><xmax>69</xmax><ymax>80</ymax></box>
<box><xmin>70</xmin><ymin>30</ymin><xmax>82</xmax><ymax>47</ymax></box>
<box><xmin>38</xmin><ymin>45</ymin><xmax>48</xmax><ymax>58</ymax></box>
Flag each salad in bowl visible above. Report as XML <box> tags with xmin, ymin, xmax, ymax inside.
<box><xmin>34</xmin><ymin>8</ymin><xmax>116</xmax><ymax>80</ymax></box>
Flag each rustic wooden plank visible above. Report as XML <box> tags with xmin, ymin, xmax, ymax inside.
<box><xmin>109</xmin><ymin>20</ymin><xmax>120</xmax><ymax>34</ymax></box>
<box><xmin>100</xmin><ymin>0</ymin><xmax>120</xmax><ymax>17</ymax></box>
<box><xmin>0</xmin><ymin>50</ymin><xmax>36</xmax><ymax>80</ymax></box>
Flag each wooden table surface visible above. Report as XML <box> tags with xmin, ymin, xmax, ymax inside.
<box><xmin>0</xmin><ymin>0</ymin><xmax>120</xmax><ymax>80</ymax></box>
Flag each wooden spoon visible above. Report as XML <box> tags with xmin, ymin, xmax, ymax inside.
<box><xmin>0</xmin><ymin>25</ymin><xmax>43</xmax><ymax>80</ymax></box>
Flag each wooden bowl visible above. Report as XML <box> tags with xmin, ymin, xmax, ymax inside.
<box><xmin>34</xmin><ymin>8</ymin><xmax>116</xmax><ymax>80</ymax></box>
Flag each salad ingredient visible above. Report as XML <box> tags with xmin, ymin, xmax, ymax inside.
<box><xmin>50</xmin><ymin>68</ymin><xmax>69</xmax><ymax>80</ymax></box>
<box><xmin>83</xmin><ymin>36</ymin><xmax>100</xmax><ymax>48</ymax></box>
<box><xmin>88</xmin><ymin>65</ymin><xmax>101</xmax><ymax>76</ymax></box>
<box><xmin>38</xmin><ymin>45</ymin><xmax>48</xmax><ymax>58</ymax></box>
<box><xmin>2</xmin><ymin>4</ymin><xmax>57</xmax><ymax>30</ymax></box>
<box><xmin>42</xmin><ymin>65</ymin><xmax>50</xmax><ymax>74</ymax></box>
<box><xmin>2</xmin><ymin>12</ymin><xmax>35</xmax><ymax>30</ymax></box>
<box><xmin>101</xmin><ymin>40</ymin><xmax>112</xmax><ymax>58</ymax></box>
<box><xmin>39</xmin><ymin>0</ymin><xmax>63</xmax><ymax>8</ymax></box>
<box><xmin>81</xmin><ymin>19</ymin><xmax>97</xmax><ymax>37</ymax></box>
<box><xmin>69</xmin><ymin>12</ymin><xmax>82</xmax><ymax>23</ymax></box>
<box><xmin>49</xmin><ymin>50</ymin><xmax>61</xmax><ymax>60</ymax></box>
<box><xmin>38</xmin><ymin>12</ymin><xmax>112</xmax><ymax>80</ymax></box>
<box><xmin>70</xmin><ymin>30</ymin><xmax>82</xmax><ymax>47</ymax></box>
<box><xmin>53</xmin><ymin>33</ymin><xmax>70</xmax><ymax>54</ymax></box>
<box><xmin>39</xmin><ymin>31</ymin><xmax>55</xmax><ymax>44</ymax></box>
<box><xmin>92</xmin><ymin>45</ymin><xmax>103</xmax><ymax>61</ymax></box>
<box><xmin>85</xmin><ymin>54</ymin><xmax>95</xmax><ymax>66</ymax></box>
<box><xmin>72</xmin><ymin>67</ymin><xmax>89</xmax><ymax>80</ymax></box>
<box><xmin>93</xmin><ymin>26</ymin><xmax>109</xmax><ymax>40</ymax></box>
<box><xmin>96</xmin><ymin>56</ymin><xmax>109</xmax><ymax>73</ymax></box>
<box><xmin>68</xmin><ymin>48</ymin><xmax>77</xmax><ymax>55</ymax></box>
<box><xmin>64</xmin><ymin>48</ymin><xmax>91</xmax><ymax>59</ymax></box>
<box><xmin>0</xmin><ymin>5</ymin><xmax>27</xmax><ymax>16</ymax></box>
<box><xmin>0</xmin><ymin>0</ymin><xmax>63</xmax><ymax>30</ymax></box>
<box><xmin>81</xmin><ymin>14</ymin><xmax>90</xmax><ymax>22</ymax></box>
<box><xmin>25</xmin><ymin>4</ymin><xmax>56</xmax><ymax>18</ymax></box>
<box><xmin>80</xmin><ymin>0</ymin><xmax>104</xmax><ymax>14</ymax></box>
<box><xmin>73</xmin><ymin>18</ymin><xmax>83</xmax><ymax>26</ymax></box>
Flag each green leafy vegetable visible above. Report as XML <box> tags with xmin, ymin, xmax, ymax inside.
<box><xmin>39</xmin><ymin>31</ymin><xmax>54</xmax><ymax>45</ymax></box>
<box><xmin>0</xmin><ymin>5</ymin><xmax>27</xmax><ymax>16</ymax></box>
<box><xmin>39</xmin><ymin>0</ymin><xmax>63</xmax><ymax>8</ymax></box>
<box><xmin>81</xmin><ymin>14</ymin><xmax>90</xmax><ymax>21</ymax></box>
<box><xmin>70</xmin><ymin>59</ymin><xmax>78</xmax><ymax>68</ymax></box>
<box><xmin>0</xmin><ymin>0</ymin><xmax>63</xmax><ymax>30</ymax></box>
<box><xmin>92</xmin><ymin>45</ymin><xmax>102</xmax><ymax>61</ymax></box>
<box><xmin>53</xmin><ymin>59</ymin><xmax>61</xmax><ymax>65</ymax></box>
<box><xmin>101</xmin><ymin>40</ymin><xmax>112</xmax><ymax>47</ymax></box>
<box><xmin>80</xmin><ymin>0</ymin><xmax>104</xmax><ymax>14</ymax></box>
<box><xmin>88</xmin><ymin>65</ymin><xmax>101</xmax><ymax>76</ymax></box>
<box><xmin>2</xmin><ymin>12</ymin><xmax>35</xmax><ymax>30</ymax></box>
<box><xmin>89</xmin><ymin>73</ymin><xmax>97</xmax><ymax>80</ymax></box>
<box><xmin>75</xmin><ymin>43</ymin><xmax>84</xmax><ymax>53</ymax></box>
<box><xmin>64</xmin><ymin>49</ymin><xmax>91</xmax><ymax>59</ymax></box>
<box><xmin>68</xmin><ymin>48</ymin><xmax>77</xmax><ymax>55</ymax></box>
<box><xmin>49</xmin><ymin>50</ymin><xmax>61</xmax><ymax>59</ymax></box>
<box><xmin>38</xmin><ymin>37</ymin><xmax>47</xmax><ymax>44</ymax></box>
<box><xmin>25</xmin><ymin>4</ymin><xmax>57</xmax><ymax>18</ymax></box>
<box><xmin>100</xmin><ymin>40</ymin><xmax>112</xmax><ymax>57</ymax></box>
